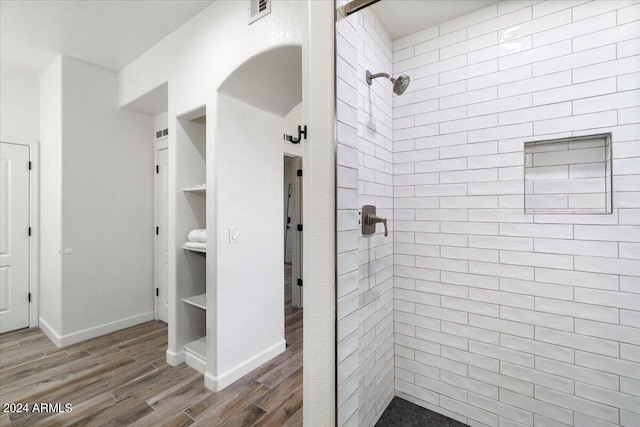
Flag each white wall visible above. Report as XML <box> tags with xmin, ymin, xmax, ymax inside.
<box><xmin>0</xmin><ymin>69</ymin><xmax>39</xmax><ymax>145</ymax></box>
<box><xmin>39</xmin><ymin>56</ymin><xmax>154</xmax><ymax>344</ymax></box>
<box><xmin>39</xmin><ymin>56</ymin><xmax>63</xmax><ymax>334</ymax></box>
<box><xmin>388</xmin><ymin>1</ymin><xmax>640</xmax><ymax>426</ymax></box>
<box><xmin>59</xmin><ymin>56</ymin><xmax>154</xmax><ymax>338</ymax></box>
<box><xmin>119</xmin><ymin>2</ymin><xmax>336</xmax><ymax>421</ymax></box>
<box><xmin>214</xmin><ymin>94</ymin><xmax>285</xmax><ymax>381</ymax></box>
<box><xmin>336</xmin><ymin>5</ymin><xmax>396</xmax><ymax>427</ymax></box>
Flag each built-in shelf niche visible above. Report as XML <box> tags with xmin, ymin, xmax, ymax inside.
<box><xmin>524</xmin><ymin>133</ymin><xmax>612</xmax><ymax>214</ymax></box>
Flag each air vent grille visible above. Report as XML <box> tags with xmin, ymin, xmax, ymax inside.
<box><xmin>155</xmin><ymin>128</ymin><xmax>168</xmax><ymax>140</ymax></box>
<box><xmin>249</xmin><ymin>0</ymin><xmax>270</xmax><ymax>24</ymax></box>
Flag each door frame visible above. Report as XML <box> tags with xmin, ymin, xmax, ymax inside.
<box><xmin>285</xmin><ymin>154</ymin><xmax>303</xmax><ymax>309</ymax></box>
<box><xmin>153</xmin><ymin>137</ymin><xmax>168</xmax><ymax>320</ymax></box>
<box><xmin>1</xmin><ymin>140</ymin><xmax>38</xmax><ymax>328</ymax></box>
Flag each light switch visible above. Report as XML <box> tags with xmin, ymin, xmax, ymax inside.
<box><xmin>229</xmin><ymin>227</ymin><xmax>238</xmax><ymax>244</ymax></box>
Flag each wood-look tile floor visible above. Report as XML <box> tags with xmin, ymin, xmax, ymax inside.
<box><xmin>0</xmin><ymin>265</ymin><xmax>302</xmax><ymax>426</ymax></box>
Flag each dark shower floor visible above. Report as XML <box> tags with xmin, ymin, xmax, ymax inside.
<box><xmin>376</xmin><ymin>397</ymin><xmax>469</xmax><ymax>427</ymax></box>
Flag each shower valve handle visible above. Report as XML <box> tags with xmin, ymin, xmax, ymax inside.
<box><xmin>366</xmin><ymin>214</ymin><xmax>388</xmax><ymax>237</ymax></box>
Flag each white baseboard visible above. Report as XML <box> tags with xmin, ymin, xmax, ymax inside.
<box><xmin>204</xmin><ymin>339</ymin><xmax>286</xmax><ymax>391</ymax></box>
<box><xmin>185</xmin><ymin>349</ymin><xmax>207</xmax><ymax>374</ymax></box>
<box><xmin>166</xmin><ymin>348</ymin><xmax>185</xmax><ymax>366</ymax></box>
<box><xmin>39</xmin><ymin>311</ymin><xmax>154</xmax><ymax>348</ymax></box>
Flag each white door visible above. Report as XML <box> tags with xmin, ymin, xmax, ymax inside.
<box><xmin>155</xmin><ymin>146</ymin><xmax>169</xmax><ymax>322</ymax></box>
<box><xmin>285</xmin><ymin>183</ymin><xmax>293</xmax><ymax>263</ymax></box>
<box><xmin>291</xmin><ymin>157</ymin><xmax>303</xmax><ymax>309</ymax></box>
<box><xmin>0</xmin><ymin>143</ymin><xmax>30</xmax><ymax>333</ymax></box>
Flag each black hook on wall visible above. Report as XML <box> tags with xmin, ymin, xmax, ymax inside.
<box><xmin>283</xmin><ymin>125</ymin><xmax>307</xmax><ymax>144</ymax></box>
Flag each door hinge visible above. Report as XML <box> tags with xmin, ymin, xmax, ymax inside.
<box><xmin>156</xmin><ymin>288</ymin><xmax>159</xmax><ymax>297</ymax></box>
<box><xmin>297</xmin><ymin>279</ymin><xmax>303</xmax><ymax>287</ymax></box>
<box><xmin>156</xmin><ymin>227</ymin><xmax>159</xmax><ymax>235</ymax></box>
<box><xmin>297</xmin><ymin>169</ymin><xmax>303</xmax><ymax>177</ymax></box>
<box><xmin>28</xmin><ymin>293</ymin><xmax>31</xmax><ymax>302</ymax></box>
<box><xmin>28</xmin><ymin>161</ymin><xmax>32</xmax><ymax>170</ymax></box>
<box><xmin>28</xmin><ymin>227</ymin><xmax>31</xmax><ymax>236</ymax></box>
<box><xmin>297</xmin><ymin>224</ymin><xmax>303</xmax><ymax>231</ymax></box>
<box><xmin>156</xmin><ymin>165</ymin><xmax>159</xmax><ymax>174</ymax></box>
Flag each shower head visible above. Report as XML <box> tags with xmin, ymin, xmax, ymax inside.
<box><xmin>366</xmin><ymin>70</ymin><xmax>411</xmax><ymax>95</ymax></box>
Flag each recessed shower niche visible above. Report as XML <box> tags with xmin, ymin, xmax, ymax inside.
<box><xmin>524</xmin><ymin>133</ymin><xmax>613</xmax><ymax>214</ymax></box>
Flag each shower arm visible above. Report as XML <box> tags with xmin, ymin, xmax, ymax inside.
<box><xmin>366</xmin><ymin>71</ymin><xmax>394</xmax><ymax>85</ymax></box>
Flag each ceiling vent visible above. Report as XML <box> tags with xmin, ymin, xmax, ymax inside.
<box><xmin>249</xmin><ymin>0</ymin><xmax>270</xmax><ymax>24</ymax></box>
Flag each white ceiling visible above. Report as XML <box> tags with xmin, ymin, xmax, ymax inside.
<box><xmin>0</xmin><ymin>0</ymin><xmax>213</xmax><ymax>76</ymax></box>
<box><xmin>369</xmin><ymin>0</ymin><xmax>499</xmax><ymax>40</ymax></box>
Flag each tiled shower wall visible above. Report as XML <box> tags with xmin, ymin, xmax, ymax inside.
<box><xmin>391</xmin><ymin>1</ymin><xmax>640</xmax><ymax>426</ymax></box>
<box><xmin>337</xmin><ymin>5</ymin><xmax>395</xmax><ymax>427</ymax></box>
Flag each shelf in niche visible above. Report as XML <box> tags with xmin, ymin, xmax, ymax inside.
<box><xmin>183</xmin><ymin>186</ymin><xmax>206</xmax><ymax>193</ymax></box>
<box><xmin>183</xmin><ymin>294</ymin><xmax>206</xmax><ymax>310</ymax></box>
<box><xmin>184</xmin><ymin>337</ymin><xmax>206</xmax><ymax>372</ymax></box>
<box><xmin>183</xmin><ymin>245</ymin><xmax>206</xmax><ymax>254</ymax></box>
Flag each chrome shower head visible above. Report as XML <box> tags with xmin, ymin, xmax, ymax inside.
<box><xmin>366</xmin><ymin>70</ymin><xmax>411</xmax><ymax>95</ymax></box>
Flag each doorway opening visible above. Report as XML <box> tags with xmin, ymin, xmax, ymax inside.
<box><xmin>154</xmin><ymin>135</ymin><xmax>169</xmax><ymax>323</ymax></box>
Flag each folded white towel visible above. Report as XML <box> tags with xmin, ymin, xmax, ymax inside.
<box><xmin>184</xmin><ymin>241</ymin><xmax>206</xmax><ymax>250</ymax></box>
<box><xmin>188</xmin><ymin>229</ymin><xmax>206</xmax><ymax>243</ymax></box>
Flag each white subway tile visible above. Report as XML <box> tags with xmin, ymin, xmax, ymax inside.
<box><xmin>441</xmin><ymin>87</ymin><xmax>497</xmax><ymax>110</ymax></box>
<box><xmin>575</xmin><ymin>288</ymin><xmax>640</xmax><ymax>310</ymax></box>
<box><xmin>442</xmin><ymin>246</ymin><xmax>500</xmax><ymax>263</ymax></box>
<box><xmin>500</xmin><ymin>70</ymin><xmax>571</xmax><ymax>97</ymax></box>
<box><xmin>536</xmin><ymin>297</ymin><xmax>619</xmax><ymax>323</ymax></box>
<box><xmin>441</xmin><ymin>33</ymin><xmax>498</xmax><ymax>60</ymax></box>
<box><xmin>532</xmin><ymin>78</ymin><xmax>617</xmax><ymax>105</ymax></box>
<box><xmin>536</xmin><ymin>386</ymin><xmax>619</xmax><ymax>424</ymax></box>
<box><xmin>533</xmin><ymin>45</ymin><xmax>617</xmax><ymax>77</ymax></box>
<box><xmin>538</xmin><ymin>356</ymin><xmax>620</xmax><ymax>393</ymax></box>
<box><xmin>499</xmin><ymin>40</ymin><xmax>572</xmax><ymax>70</ymax></box>
<box><xmin>576</xmin><ymin>319</ymin><xmax>640</xmax><ymax>345</ymax></box>
<box><xmin>440</xmin><ymin>169</ymin><xmax>498</xmax><ymax>184</ymax></box>
<box><xmin>415</xmin><ymin>232</ymin><xmax>468</xmax><ymax>247</ymax></box>
<box><xmin>469</xmin><ymin>366</ymin><xmax>533</xmax><ymax>396</ymax></box>
<box><xmin>470</xmin><ymin>314</ymin><xmax>534</xmax><ymax>338</ymax></box>
<box><xmin>396</xmin><ymin>310</ymin><xmax>441</xmax><ymax>330</ymax></box>
<box><xmin>619</xmin><ymin>2</ymin><xmax>640</xmax><ymax>25</ymax></box>
<box><xmin>470</xmin><ymin>235</ymin><xmax>534</xmax><ymax>252</ymax></box>
<box><xmin>414</xmin><ymin>107</ymin><xmax>467</xmax><ymax>127</ymax></box>
<box><xmin>415</xmin><ymin>55</ymin><xmax>468</xmax><ymax>79</ymax></box>
<box><xmin>394</xmin><ymin>50</ymin><xmax>439</xmax><ymax>74</ymax></box>
<box><xmin>502</xmin><ymin>334</ymin><xmax>574</xmax><ymax>362</ymax></box>
<box><xmin>573</xmin><ymin>89</ymin><xmax>640</xmax><ymax>115</ymax></box>
<box><xmin>578</xmin><ymin>382</ymin><xmax>640</xmax><ymax>417</ymax></box>
<box><xmin>395</xmin><ymin>379</ymin><xmax>440</xmax><ymax>405</ymax></box>
<box><xmin>440</xmin><ymin>4</ymin><xmax>498</xmax><ymax>35</ymax></box>
<box><xmin>442</xmin><ymin>345</ymin><xmax>500</xmax><ymax>372</ymax></box>
<box><xmin>442</xmin><ymin>271</ymin><xmax>500</xmax><ymax>290</ymax></box>
<box><xmin>468</xmin><ymin>7</ymin><xmax>532</xmax><ymax>38</ymax></box>
<box><xmin>441</xmin><ymin>60</ymin><xmax>500</xmax><ymax>85</ymax></box>
<box><xmin>499</xmin><ymin>389</ymin><xmax>573</xmax><ymax>425</ymax></box>
<box><xmin>573</xmin><ymin>21</ymin><xmax>640</xmax><ymax>52</ymax></box>
<box><xmin>469</xmin><ymin>288</ymin><xmax>534</xmax><ymax>310</ymax></box>
<box><xmin>534</xmin><ymin>111</ymin><xmax>618</xmax><ymax>135</ymax></box>
<box><xmin>534</xmin><ymin>12</ymin><xmax>617</xmax><ymax>47</ymax></box>
<box><xmin>471</xmin><ymin>261</ymin><xmax>535</xmax><ymax>280</ymax></box>
<box><xmin>416</xmin><ymin>327</ymin><xmax>469</xmax><ymax>350</ymax></box>
<box><xmin>536</xmin><ymin>326</ymin><xmax>620</xmax><ymax>357</ymax></box>
<box><xmin>394</xmin><ymin>123</ymin><xmax>439</xmax><ymax>141</ymax></box>
<box><xmin>573</xmin><ymin>56</ymin><xmax>640</xmax><ymax>83</ymax></box>
<box><xmin>394</xmin><ymin>25</ymin><xmax>439</xmax><ymax>52</ymax></box>
<box><xmin>500</xmin><ymin>223</ymin><xmax>573</xmax><ymax>239</ymax></box>
<box><xmin>415</xmin><ymin>29</ymin><xmax>467</xmax><ymax>55</ymax></box>
<box><xmin>621</xmin><ymin>342</ymin><xmax>640</xmax><ymax>362</ymax></box>
<box><xmin>500</xmin><ymin>277</ymin><xmax>573</xmax><ymax>300</ymax></box>
<box><xmin>501</xmin><ymin>306</ymin><xmax>574</xmax><ymax>331</ymax></box>
<box><xmin>619</xmin><ymin>106</ymin><xmax>640</xmax><ymax>125</ymax></box>
<box><xmin>573</xmin><ymin>0</ymin><xmax>638</xmax><ymax>21</ymax></box>
<box><xmin>442</xmin><ymin>371</ymin><xmax>498</xmax><ymax>399</ymax></box>
<box><xmin>416</xmin><ymin>131</ymin><xmax>467</xmax><ymax>149</ymax></box>
<box><xmin>620</xmin><ymin>38</ymin><xmax>640</xmax><ymax>62</ymax></box>
<box><xmin>468</xmin><ymin>37</ymin><xmax>533</xmax><ymax>65</ymax></box>
<box><xmin>469</xmin><ymin>94</ymin><xmax>532</xmax><ymax>117</ymax></box>
<box><xmin>501</xmin><ymin>361</ymin><xmax>573</xmax><ymax>394</ymax></box>
<box><xmin>395</xmin><ymin>99</ymin><xmax>439</xmax><ymax>118</ymax></box>
<box><xmin>621</xmin><ymin>309</ymin><xmax>640</xmax><ymax>327</ymax></box>
<box><xmin>415</xmin><ymin>374</ymin><xmax>468</xmax><ymax>401</ymax></box>
<box><xmin>499</xmin><ymin>103</ymin><xmax>572</xmax><ymax>126</ymax></box>
<box><xmin>441</xmin><ymin>395</ymin><xmax>498</xmax><ymax>426</ymax></box>
<box><xmin>620</xmin><ymin>242</ymin><xmax>640</xmax><ymax>259</ymax></box>
<box><xmin>441</xmin><ymin>295</ymin><xmax>500</xmax><ymax>317</ymax></box>
<box><xmin>535</xmin><ymin>268</ymin><xmax>619</xmax><ymax>291</ymax></box>
<box><xmin>532</xmin><ymin>0</ymin><xmax>588</xmax><ymax>18</ymax></box>
<box><xmin>468</xmin><ymin>152</ymin><xmax>524</xmax><ymax>169</ymax></box>
<box><xmin>415</xmin><ymin>349</ymin><xmax>469</xmax><ymax>376</ymax></box>
<box><xmin>469</xmin><ymin>65</ymin><xmax>532</xmax><ymax>91</ymax></box>
<box><xmin>416</xmin><ymin>256</ymin><xmax>469</xmax><ymax>273</ymax></box>
<box><xmin>534</xmin><ymin>238</ymin><xmax>618</xmax><ymax>257</ymax></box>
<box><xmin>441</xmin><ymin>221</ymin><xmax>500</xmax><ymax>235</ymax></box>
<box><xmin>577</xmin><ymin>350</ymin><xmax>640</xmax><ymax>380</ymax></box>
<box><xmin>441</xmin><ymin>142</ymin><xmax>498</xmax><ymax>159</ymax></box>
<box><xmin>575</xmin><ymin>256</ymin><xmax>640</xmax><ymax>275</ymax></box>
<box><xmin>468</xmin><ymin>181</ymin><xmax>524</xmax><ymax>196</ymax></box>
<box><xmin>442</xmin><ymin>321</ymin><xmax>500</xmax><ymax>345</ymax></box>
